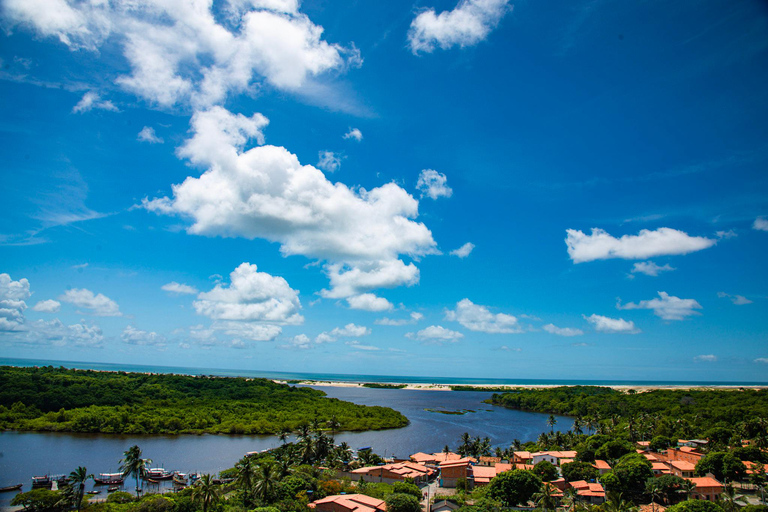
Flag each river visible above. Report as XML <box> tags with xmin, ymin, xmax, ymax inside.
<box><xmin>0</xmin><ymin>386</ymin><xmax>571</xmax><ymax>508</ymax></box>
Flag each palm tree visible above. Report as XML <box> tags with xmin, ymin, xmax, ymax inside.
<box><xmin>278</xmin><ymin>427</ymin><xmax>291</xmax><ymax>445</ymax></box>
<box><xmin>646</xmin><ymin>479</ymin><xmax>664</xmax><ymax>512</ymax></box>
<box><xmin>327</xmin><ymin>416</ymin><xmax>341</xmax><ymax>437</ymax></box>
<box><xmin>235</xmin><ymin>458</ymin><xmax>256</xmax><ymax>508</ymax></box>
<box><xmin>443</xmin><ymin>445</ymin><xmax>452</xmax><ymax>459</ymax></box>
<box><xmin>69</xmin><ymin>466</ymin><xmax>93</xmax><ymax>512</ymax></box>
<box><xmin>533</xmin><ymin>484</ymin><xmax>559</xmax><ymax>512</ymax></box>
<box><xmin>547</xmin><ymin>415</ymin><xmax>557</xmax><ymax>433</ymax></box>
<box><xmin>253</xmin><ymin>462</ymin><xmax>279</xmax><ymax>504</ymax></box>
<box><xmin>604</xmin><ymin>492</ymin><xmax>636</xmax><ymax>512</ymax></box>
<box><xmin>192</xmin><ymin>474</ymin><xmax>220</xmax><ymax>512</ymax></box>
<box><xmin>572</xmin><ymin>418</ymin><xmax>584</xmax><ymax>435</ymax></box>
<box><xmin>718</xmin><ymin>485</ymin><xmax>748</xmax><ymax>512</ymax></box>
<box><xmin>678</xmin><ymin>479</ymin><xmax>696</xmax><ymax>500</ymax></box>
<box><xmin>561</xmin><ymin>488</ymin><xmax>580</xmax><ymax>512</ymax></box>
<box><xmin>120</xmin><ymin>445</ymin><xmax>151</xmax><ymax>498</ymax></box>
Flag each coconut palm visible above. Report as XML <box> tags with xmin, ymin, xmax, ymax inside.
<box><xmin>678</xmin><ymin>479</ymin><xmax>696</xmax><ymax>500</ymax></box>
<box><xmin>533</xmin><ymin>483</ymin><xmax>559</xmax><ymax>511</ymax></box>
<box><xmin>327</xmin><ymin>416</ymin><xmax>341</xmax><ymax>437</ymax></box>
<box><xmin>69</xmin><ymin>466</ymin><xmax>93</xmax><ymax>512</ymax></box>
<box><xmin>253</xmin><ymin>462</ymin><xmax>279</xmax><ymax>503</ymax></box>
<box><xmin>573</xmin><ymin>418</ymin><xmax>584</xmax><ymax>435</ymax></box>
<box><xmin>192</xmin><ymin>474</ymin><xmax>220</xmax><ymax>512</ymax></box>
<box><xmin>443</xmin><ymin>445</ymin><xmax>452</xmax><ymax>459</ymax></box>
<box><xmin>547</xmin><ymin>415</ymin><xmax>557</xmax><ymax>433</ymax></box>
<box><xmin>120</xmin><ymin>445</ymin><xmax>151</xmax><ymax>498</ymax></box>
<box><xmin>278</xmin><ymin>427</ymin><xmax>291</xmax><ymax>445</ymax></box>
<box><xmin>645</xmin><ymin>479</ymin><xmax>664</xmax><ymax>512</ymax></box>
<box><xmin>718</xmin><ymin>485</ymin><xmax>748</xmax><ymax>512</ymax></box>
<box><xmin>604</xmin><ymin>492</ymin><xmax>636</xmax><ymax>512</ymax></box>
<box><xmin>235</xmin><ymin>458</ymin><xmax>256</xmax><ymax>508</ymax></box>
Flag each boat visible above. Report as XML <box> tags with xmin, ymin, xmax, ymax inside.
<box><xmin>172</xmin><ymin>473</ymin><xmax>188</xmax><ymax>486</ymax></box>
<box><xmin>107</xmin><ymin>486</ymin><xmax>120</xmax><ymax>493</ymax></box>
<box><xmin>94</xmin><ymin>473</ymin><xmax>124</xmax><ymax>485</ymax></box>
<box><xmin>145</xmin><ymin>468</ymin><xmax>173</xmax><ymax>480</ymax></box>
<box><xmin>32</xmin><ymin>475</ymin><xmax>68</xmax><ymax>489</ymax></box>
<box><xmin>0</xmin><ymin>484</ymin><xmax>22</xmax><ymax>493</ymax></box>
<box><xmin>86</xmin><ymin>490</ymin><xmax>101</xmax><ymax>495</ymax></box>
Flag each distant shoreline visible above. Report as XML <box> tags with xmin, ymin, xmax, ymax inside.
<box><xmin>285</xmin><ymin>380</ymin><xmax>768</xmax><ymax>392</ymax></box>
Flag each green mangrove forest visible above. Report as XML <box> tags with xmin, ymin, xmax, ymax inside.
<box><xmin>0</xmin><ymin>366</ymin><xmax>409</xmax><ymax>435</ymax></box>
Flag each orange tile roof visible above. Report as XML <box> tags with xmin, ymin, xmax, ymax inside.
<box><xmin>643</xmin><ymin>453</ymin><xmax>659</xmax><ymax>461</ymax></box>
<box><xmin>679</xmin><ymin>447</ymin><xmax>702</xmax><ymax>454</ymax></box>
<box><xmin>669</xmin><ymin>461</ymin><xmax>696</xmax><ymax>471</ymax></box>
<box><xmin>594</xmin><ymin>460</ymin><xmax>611</xmax><ymax>470</ymax></box>
<box><xmin>686</xmin><ymin>477</ymin><xmax>723</xmax><ymax>490</ymax></box>
<box><xmin>532</xmin><ymin>451</ymin><xmax>578</xmax><ymax>458</ymax></box>
<box><xmin>309</xmin><ymin>494</ymin><xmax>386</xmax><ymax>512</ymax></box>
<box><xmin>479</xmin><ymin>456</ymin><xmax>501</xmax><ymax>464</ymax></box>
<box><xmin>514</xmin><ymin>451</ymin><xmax>532</xmax><ymax>459</ymax></box>
<box><xmin>570</xmin><ymin>480</ymin><xmax>590</xmax><ymax>490</ymax></box>
<box><xmin>652</xmin><ymin>463</ymin><xmax>671</xmax><ymax>471</ymax></box>
<box><xmin>352</xmin><ymin>461</ymin><xmax>433</xmax><ymax>479</ymax></box>
<box><xmin>439</xmin><ymin>457</ymin><xmax>476</xmax><ymax>468</ymax></box>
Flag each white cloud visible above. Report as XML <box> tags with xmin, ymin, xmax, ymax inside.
<box><xmin>162</xmin><ymin>282</ymin><xmax>198</xmax><ymax>295</ymax></box>
<box><xmin>631</xmin><ymin>261</ymin><xmax>675</xmax><ymax>277</ymax></box>
<box><xmin>346</xmin><ymin>340</ymin><xmax>380</xmax><ymax>351</ymax></box>
<box><xmin>499</xmin><ymin>345</ymin><xmax>521</xmax><ymax>351</ymax></box>
<box><xmin>408</xmin><ymin>0</ymin><xmax>511</xmax><ymax>54</ymax></box>
<box><xmin>284</xmin><ymin>333</ymin><xmax>312</xmax><ymax>349</ymax></box>
<box><xmin>542</xmin><ymin>324</ymin><xmax>584</xmax><ymax>337</ymax></box>
<box><xmin>376</xmin><ymin>311</ymin><xmax>423</xmax><ymax>326</ymax></box>
<box><xmin>317</xmin><ymin>150</ymin><xmax>341</xmax><ymax>173</ymax></box>
<box><xmin>450</xmin><ymin>242</ymin><xmax>474</xmax><ymax>258</ymax></box>
<box><xmin>5</xmin><ymin>0</ymin><xmax>357</xmax><ymax>108</ymax></box>
<box><xmin>416</xmin><ymin>169</ymin><xmax>452</xmax><ymax>200</ymax></box>
<box><xmin>755</xmin><ymin>358</ymin><xmax>768</xmax><ymax>364</ymax></box>
<box><xmin>72</xmin><ymin>91</ymin><xmax>118</xmax><ymax>113</ymax></box>
<box><xmin>346</xmin><ymin>293</ymin><xmax>394</xmax><ymax>312</ymax></box>
<box><xmin>407</xmin><ymin>325</ymin><xmax>464</xmax><ymax>343</ymax></box>
<box><xmin>315</xmin><ymin>323</ymin><xmax>370</xmax><ymax>343</ymax></box>
<box><xmin>583</xmin><ymin>314</ymin><xmax>639</xmax><ymax>334</ymax></box>
<box><xmin>122</xmin><ymin>325</ymin><xmax>165</xmax><ymax>346</ymax></box>
<box><xmin>618</xmin><ymin>291</ymin><xmax>702</xmax><ymax>321</ymax></box>
<box><xmin>18</xmin><ymin>318</ymin><xmax>104</xmax><ymax>348</ymax></box>
<box><xmin>753</xmin><ymin>217</ymin><xmax>768</xmax><ymax>231</ymax></box>
<box><xmin>0</xmin><ymin>274</ymin><xmax>31</xmax><ymax>331</ymax></box>
<box><xmin>716</xmin><ymin>230</ymin><xmax>737</xmax><ymax>239</ymax></box>
<box><xmin>694</xmin><ymin>354</ymin><xmax>717</xmax><ymax>362</ymax></box>
<box><xmin>137</xmin><ymin>126</ymin><xmax>163</xmax><ymax>144</ymax></box>
<box><xmin>143</xmin><ymin>107</ymin><xmax>437</xmax><ymax>299</ymax></box>
<box><xmin>566</xmin><ymin>227</ymin><xmax>716</xmax><ymax>263</ymax></box>
<box><xmin>194</xmin><ymin>262</ymin><xmax>302</xmax><ymax>325</ymax></box>
<box><xmin>32</xmin><ymin>299</ymin><xmax>61</xmax><ymax>313</ymax></box>
<box><xmin>343</xmin><ymin>128</ymin><xmax>363</xmax><ymax>141</ymax></box>
<box><xmin>717</xmin><ymin>292</ymin><xmax>753</xmax><ymax>305</ymax></box>
<box><xmin>0</xmin><ymin>273</ymin><xmax>31</xmax><ymax>300</ymax></box>
<box><xmin>215</xmin><ymin>322</ymin><xmax>282</xmax><ymax>341</ymax></box>
<box><xmin>445</xmin><ymin>298</ymin><xmax>520</xmax><ymax>333</ymax></box>
<box><xmin>59</xmin><ymin>288</ymin><xmax>122</xmax><ymax>317</ymax></box>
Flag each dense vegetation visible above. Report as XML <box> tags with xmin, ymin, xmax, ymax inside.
<box><xmin>361</xmin><ymin>383</ymin><xmax>406</xmax><ymax>389</ymax></box>
<box><xmin>0</xmin><ymin>366</ymin><xmax>408</xmax><ymax>435</ymax></box>
<box><xmin>490</xmin><ymin>386</ymin><xmax>768</xmax><ymax>442</ymax></box>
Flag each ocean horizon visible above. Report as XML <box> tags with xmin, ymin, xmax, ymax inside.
<box><xmin>2</xmin><ymin>357</ymin><xmax>766</xmax><ymax>387</ymax></box>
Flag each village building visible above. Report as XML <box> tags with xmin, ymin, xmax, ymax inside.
<box><xmin>431</xmin><ymin>500</ymin><xmax>460</xmax><ymax>512</ymax></box>
<box><xmin>511</xmin><ymin>451</ymin><xmax>533</xmax><ymax>464</ymax></box>
<box><xmin>569</xmin><ymin>480</ymin><xmax>606</xmax><ymax>504</ymax></box>
<box><xmin>593</xmin><ymin>460</ymin><xmax>612</xmax><ymax>475</ymax></box>
<box><xmin>668</xmin><ymin>460</ymin><xmax>696</xmax><ymax>478</ymax></box>
<box><xmin>438</xmin><ymin>458</ymin><xmax>475</xmax><ymax>488</ymax></box>
<box><xmin>686</xmin><ymin>477</ymin><xmax>724</xmax><ymax>501</ymax></box>
<box><xmin>531</xmin><ymin>451</ymin><xmax>578</xmax><ymax>466</ymax></box>
<box><xmin>410</xmin><ymin>452</ymin><xmax>463</xmax><ymax>466</ymax></box>
<box><xmin>351</xmin><ymin>461</ymin><xmax>434</xmax><ymax>484</ymax></box>
<box><xmin>309</xmin><ymin>494</ymin><xmax>387</xmax><ymax>512</ymax></box>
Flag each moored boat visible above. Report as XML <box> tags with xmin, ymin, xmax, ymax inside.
<box><xmin>32</xmin><ymin>475</ymin><xmax>68</xmax><ymax>489</ymax></box>
<box><xmin>0</xmin><ymin>484</ymin><xmax>23</xmax><ymax>493</ymax></box>
<box><xmin>86</xmin><ymin>490</ymin><xmax>101</xmax><ymax>495</ymax></box>
<box><xmin>145</xmin><ymin>468</ymin><xmax>173</xmax><ymax>480</ymax></box>
<box><xmin>107</xmin><ymin>486</ymin><xmax>120</xmax><ymax>493</ymax></box>
<box><xmin>172</xmin><ymin>473</ymin><xmax>188</xmax><ymax>486</ymax></box>
<box><xmin>94</xmin><ymin>473</ymin><xmax>124</xmax><ymax>485</ymax></box>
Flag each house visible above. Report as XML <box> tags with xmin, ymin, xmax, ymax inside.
<box><xmin>569</xmin><ymin>480</ymin><xmax>606</xmax><ymax>504</ymax></box>
<box><xmin>352</xmin><ymin>462</ymin><xmax>434</xmax><ymax>484</ymax></box>
<box><xmin>686</xmin><ymin>477</ymin><xmax>724</xmax><ymax>501</ymax></box>
<box><xmin>478</xmin><ymin>456</ymin><xmax>501</xmax><ymax>466</ymax></box>
<box><xmin>309</xmin><ymin>494</ymin><xmax>386</xmax><ymax>512</ymax></box>
<box><xmin>531</xmin><ymin>451</ymin><xmax>578</xmax><ymax>466</ymax></box>
<box><xmin>512</xmin><ymin>451</ymin><xmax>533</xmax><ymax>464</ymax></box>
<box><xmin>636</xmin><ymin>441</ymin><xmax>651</xmax><ymax>450</ymax></box>
<box><xmin>668</xmin><ymin>460</ymin><xmax>696</xmax><ymax>478</ymax></box>
<box><xmin>431</xmin><ymin>500</ymin><xmax>460</xmax><ymax>512</ymax></box>
<box><xmin>652</xmin><ymin>463</ymin><xmax>672</xmax><ymax>476</ymax></box>
<box><xmin>470</xmin><ymin>463</ymin><xmax>513</xmax><ymax>487</ymax></box>
<box><xmin>410</xmin><ymin>452</ymin><xmax>463</xmax><ymax>466</ymax></box>
<box><xmin>661</xmin><ymin>448</ymin><xmax>704</xmax><ymax>465</ymax></box>
<box><xmin>643</xmin><ymin>453</ymin><xmax>660</xmax><ymax>462</ymax></box>
<box><xmin>593</xmin><ymin>460</ymin><xmax>612</xmax><ymax>475</ymax></box>
<box><xmin>439</xmin><ymin>458</ymin><xmax>475</xmax><ymax>488</ymax></box>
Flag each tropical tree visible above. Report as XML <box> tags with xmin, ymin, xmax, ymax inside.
<box><xmin>603</xmin><ymin>492</ymin><xmax>637</xmax><ymax>512</ymax></box>
<box><xmin>191</xmin><ymin>474</ymin><xmax>220</xmax><ymax>512</ymax></box>
<box><xmin>254</xmin><ymin>462</ymin><xmax>279</xmax><ymax>504</ymax></box>
<box><xmin>327</xmin><ymin>416</ymin><xmax>340</xmax><ymax>437</ymax></box>
<box><xmin>120</xmin><ymin>445</ymin><xmax>151</xmax><ymax>498</ymax></box>
<box><xmin>646</xmin><ymin>479</ymin><xmax>664</xmax><ymax>512</ymax></box>
<box><xmin>235</xmin><ymin>458</ymin><xmax>256</xmax><ymax>508</ymax></box>
<box><xmin>548</xmin><ymin>415</ymin><xmax>557</xmax><ymax>433</ymax></box>
<box><xmin>678</xmin><ymin>479</ymin><xmax>697</xmax><ymax>501</ymax></box>
<box><xmin>67</xmin><ymin>466</ymin><xmax>93</xmax><ymax>512</ymax></box>
<box><xmin>717</xmin><ymin>485</ymin><xmax>748</xmax><ymax>512</ymax></box>
<box><xmin>533</xmin><ymin>483</ymin><xmax>559</xmax><ymax>511</ymax></box>
<box><xmin>278</xmin><ymin>427</ymin><xmax>291</xmax><ymax>445</ymax></box>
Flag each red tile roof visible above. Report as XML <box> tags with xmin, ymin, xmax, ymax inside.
<box><xmin>309</xmin><ymin>494</ymin><xmax>386</xmax><ymax>512</ymax></box>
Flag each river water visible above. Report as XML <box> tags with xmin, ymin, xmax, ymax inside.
<box><xmin>0</xmin><ymin>386</ymin><xmax>570</xmax><ymax>508</ymax></box>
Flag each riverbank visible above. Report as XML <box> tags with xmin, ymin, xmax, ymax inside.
<box><xmin>283</xmin><ymin>380</ymin><xmax>768</xmax><ymax>392</ymax></box>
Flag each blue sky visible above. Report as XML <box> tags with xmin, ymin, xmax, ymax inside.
<box><xmin>1</xmin><ymin>0</ymin><xmax>767</xmax><ymax>381</ymax></box>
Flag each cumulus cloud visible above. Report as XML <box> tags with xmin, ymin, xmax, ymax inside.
<box><xmin>631</xmin><ymin>261</ymin><xmax>675</xmax><ymax>277</ymax></box>
<box><xmin>32</xmin><ymin>299</ymin><xmax>61</xmax><ymax>313</ymax></box>
<box><xmin>717</xmin><ymin>292</ymin><xmax>752</xmax><ymax>305</ymax></box>
<box><xmin>143</xmin><ymin>107</ymin><xmax>437</xmax><ymax>299</ymax></box>
<box><xmin>407</xmin><ymin>325</ymin><xmax>464</xmax><ymax>343</ymax></box>
<box><xmin>0</xmin><ymin>273</ymin><xmax>31</xmax><ymax>331</ymax></box>
<box><xmin>450</xmin><ymin>242</ymin><xmax>474</xmax><ymax>258</ymax></box>
<box><xmin>566</xmin><ymin>228</ymin><xmax>716</xmax><ymax>263</ymax></box>
<box><xmin>284</xmin><ymin>333</ymin><xmax>312</xmax><ymax>349</ymax></box>
<box><xmin>59</xmin><ymin>288</ymin><xmax>122</xmax><ymax>317</ymax></box>
<box><xmin>753</xmin><ymin>217</ymin><xmax>768</xmax><ymax>231</ymax></box>
<box><xmin>542</xmin><ymin>324</ymin><xmax>584</xmax><ymax>337</ymax></box>
<box><xmin>137</xmin><ymin>126</ymin><xmax>163</xmax><ymax>144</ymax></box>
<box><xmin>346</xmin><ymin>293</ymin><xmax>394</xmax><ymax>312</ymax></box>
<box><xmin>618</xmin><ymin>292</ymin><xmax>702</xmax><ymax>321</ymax></box>
<box><xmin>194</xmin><ymin>262</ymin><xmax>302</xmax><ymax>325</ymax></box>
<box><xmin>694</xmin><ymin>354</ymin><xmax>717</xmax><ymax>362</ymax></box>
<box><xmin>122</xmin><ymin>325</ymin><xmax>165</xmax><ymax>346</ymax></box>
<box><xmin>5</xmin><ymin>0</ymin><xmax>357</xmax><ymax>108</ymax></box>
<box><xmin>376</xmin><ymin>312</ymin><xmax>423</xmax><ymax>326</ymax></box>
<box><xmin>317</xmin><ymin>150</ymin><xmax>342</xmax><ymax>173</ymax></box>
<box><xmin>315</xmin><ymin>323</ymin><xmax>370</xmax><ymax>343</ymax></box>
<box><xmin>0</xmin><ymin>273</ymin><xmax>31</xmax><ymax>300</ymax></box>
<box><xmin>445</xmin><ymin>298</ymin><xmax>520</xmax><ymax>333</ymax></box>
<box><xmin>583</xmin><ymin>314</ymin><xmax>639</xmax><ymax>334</ymax></box>
<box><xmin>408</xmin><ymin>0</ymin><xmax>511</xmax><ymax>54</ymax></box>
<box><xmin>18</xmin><ymin>318</ymin><xmax>104</xmax><ymax>348</ymax></box>
<box><xmin>162</xmin><ymin>282</ymin><xmax>198</xmax><ymax>295</ymax></box>
<box><xmin>755</xmin><ymin>358</ymin><xmax>768</xmax><ymax>364</ymax></box>
<box><xmin>416</xmin><ymin>169</ymin><xmax>452</xmax><ymax>200</ymax></box>
<box><xmin>72</xmin><ymin>91</ymin><xmax>118</xmax><ymax>114</ymax></box>
<box><xmin>343</xmin><ymin>128</ymin><xmax>363</xmax><ymax>141</ymax></box>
